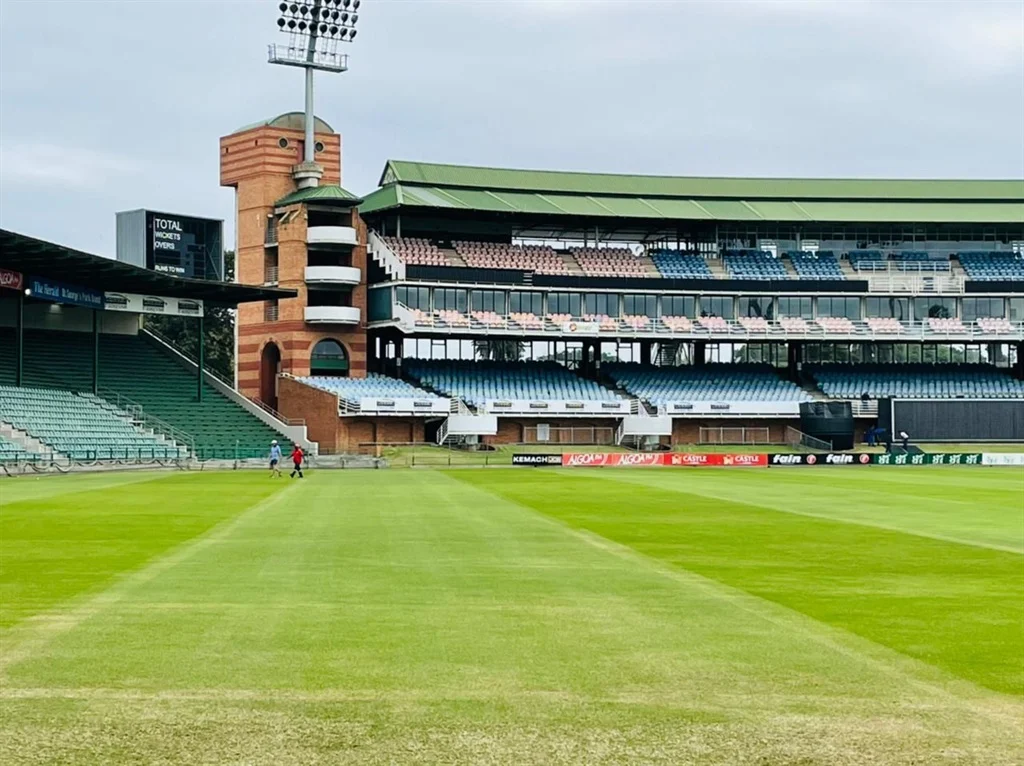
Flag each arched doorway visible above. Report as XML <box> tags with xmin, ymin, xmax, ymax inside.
<box><xmin>310</xmin><ymin>338</ymin><xmax>349</xmax><ymax>377</ymax></box>
<box><xmin>260</xmin><ymin>342</ymin><xmax>281</xmax><ymax>410</ymax></box>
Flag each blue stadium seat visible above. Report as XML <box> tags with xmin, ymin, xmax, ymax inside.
<box><xmin>788</xmin><ymin>251</ymin><xmax>845</xmax><ymax>280</ymax></box>
<box><xmin>650</xmin><ymin>250</ymin><xmax>714</xmax><ymax>279</ymax></box>
<box><xmin>723</xmin><ymin>250</ymin><xmax>789</xmax><ymax>280</ymax></box>
<box><xmin>606</xmin><ymin>363</ymin><xmax>812</xmax><ymax>406</ymax></box>
<box><xmin>297</xmin><ymin>374</ymin><xmax>442</xmax><ymax>403</ymax></box>
<box><xmin>810</xmin><ymin>364</ymin><xmax>1024</xmax><ymax>399</ymax></box>
<box><xmin>847</xmin><ymin>251</ymin><xmax>887</xmax><ymax>271</ymax></box>
<box><xmin>958</xmin><ymin>252</ymin><xmax>1024</xmax><ymax>282</ymax></box>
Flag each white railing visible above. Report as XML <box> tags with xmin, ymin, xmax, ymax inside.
<box><xmin>865</xmin><ymin>272</ymin><xmax>964</xmax><ymax>295</ymax></box>
<box><xmin>376</xmin><ymin>305</ymin><xmax>1024</xmax><ymax>342</ymax></box>
<box><xmin>436</xmin><ymin>418</ymin><xmax>450</xmax><ymax>445</ymax></box>
<box><xmin>481</xmin><ymin>399</ymin><xmax>629</xmax><ymax>416</ymax></box>
<box><xmin>660</xmin><ymin>401</ymin><xmax>804</xmax><ymax>417</ymax></box>
<box><xmin>785</xmin><ymin>425</ymin><xmax>833</xmax><ymax>451</ymax></box>
<box><xmin>368</xmin><ymin>230</ymin><xmax>406</xmax><ymax>280</ymax></box>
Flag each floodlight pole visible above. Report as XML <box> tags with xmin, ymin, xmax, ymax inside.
<box><xmin>304</xmin><ymin>67</ymin><xmax>316</xmax><ymax>165</ymax></box>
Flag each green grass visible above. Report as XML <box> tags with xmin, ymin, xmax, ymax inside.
<box><xmin>1</xmin><ymin>467</ymin><xmax>1022</xmax><ymax>764</ymax></box>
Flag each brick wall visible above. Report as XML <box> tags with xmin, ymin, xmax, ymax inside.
<box><xmin>671</xmin><ymin>418</ymin><xmax>799</xmax><ymax>445</ymax></box>
<box><xmin>277</xmin><ymin>376</ymin><xmax>341</xmax><ymax>452</ymax></box>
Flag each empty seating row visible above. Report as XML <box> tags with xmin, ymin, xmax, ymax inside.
<box><xmin>958</xmin><ymin>252</ymin><xmax>1024</xmax><ymax>281</ymax></box>
<box><xmin>0</xmin><ymin>434</ymin><xmax>37</xmax><ymax>462</ymax></box>
<box><xmin>723</xmin><ymin>250</ymin><xmax>789</xmax><ymax>280</ymax></box>
<box><xmin>404</xmin><ymin>360</ymin><xmax>623</xmax><ymax>406</ymax></box>
<box><xmin>454</xmin><ymin>242</ymin><xmax>569</xmax><ymax>275</ymax></box>
<box><xmin>811</xmin><ymin>364</ymin><xmax>1024</xmax><ymax>399</ymax></box>
<box><xmin>650</xmin><ymin>251</ymin><xmax>714</xmax><ymax>279</ymax></box>
<box><xmin>572</xmin><ymin>247</ymin><xmax>653</xmax><ymax>277</ymax></box>
<box><xmin>296</xmin><ymin>374</ymin><xmax>443</xmax><ymax>403</ymax></box>
<box><xmin>383</xmin><ymin>237</ymin><xmax>450</xmax><ymax>266</ymax></box>
<box><xmin>0</xmin><ymin>385</ymin><xmax>183</xmax><ymax>459</ymax></box>
<box><xmin>788</xmin><ymin>251</ymin><xmax>845</xmax><ymax>280</ymax></box>
<box><xmin>607</xmin><ymin>363</ymin><xmax>812</xmax><ymax>405</ymax></box>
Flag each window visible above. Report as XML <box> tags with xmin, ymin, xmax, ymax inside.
<box><xmin>962</xmin><ymin>297</ymin><xmax>1005</xmax><ymax>322</ymax></box>
<box><xmin>310</xmin><ymin>339</ymin><xmax>349</xmax><ymax>377</ymax></box>
<box><xmin>700</xmin><ymin>296</ymin><xmax>734</xmax><ymax>318</ymax></box>
<box><xmin>912</xmin><ymin>297</ymin><xmax>955</xmax><ymax>320</ymax></box>
<box><xmin>866</xmin><ymin>297</ymin><xmax>908</xmax><ymax>319</ymax></box>
<box><xmin>434</xmin><ymin>288</ymin><xmax>468</xmax><ymax>312</ymax></box>
<box><xmin>396</xmin><ymin>286</ymin><xmax>430</xmax><ymax>310</ymax></box>
<box><xmin>623</xmin><ymin>294</ymin><xmax>658</xmax><ymax>317</ymax></box>
<box><xmin>263</xmin><ymin>300</ymin><xmax>279</xmax><ymax>322</ymax></box>
<box><xmin>1010</xmin><ymin>298</ymin><xmax>1024</xmax><ymax>322</ymax></box>
<box><xmin>776</xmin><ymin>296</ymin><xmax>813</xmax><ymax>318</ymax></box>
<box><xmin>510</xmin><ymin>291</ymin><xmax>543</xmax><ymax>315</ymax></box>
<box><xmin>738</xmin><ymin>296</ymin><xmax>773</xmax><ymax>319</ymax></box>
<box><xmin>548</xmin><ymin>292</ymin><xmax>582</xmax><ymax>317</ymax></box>
<box><xmin>471</xmin><ymin>290</ymin><xmax>506</xmax><ymax>313</ymax></box>
<box><xmin>817</xmin><ymin>297</ymin><xmax>860</xmax><ymax>319</ymax></box>
<box><xmin>662</xmin><ymin>295</ymin><xmax>695</xmax><ymax>317</ymax></box>
<box><xmin>584</xmin><ymin>293</ymin><xmax>619</xmax><ymax>317</ymax></box>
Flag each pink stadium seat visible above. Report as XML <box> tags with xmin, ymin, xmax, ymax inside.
<box><xmin>738</xmin><ymin>317</ymin><xmax>769</xmax><ymax>332</ymax></box>
<box><xmin>698</xmin><ymin>316</ymin><xmax>730</xmax><ymax>331</ymax></box>
<box><xmin>816</xmin><ymin>317</ymin><xmax>855</xmax><ymax>333</ymax></box>
<box><xmin>662</xmin><ymin>315</ymin><xmax>694</xmax><ymax>332</ymax></box>
<box><xmin>927</xmin><ymin>317</ymin><xmax>967</xmax><ymax>333</ymax></box>
<box><xmin>383</xmin><ymin>237</ymin><xmax>451</xmax><ymax>267</ymax></box>
<box><xmin>866</xmin><ymin>317</ymin><xmax>903</xmax><ymax>333</ymax></box>
<box><xmin>977</xmin><ymin>317</ymin><xmax>1012</xmax><ymax>333</ymax></box>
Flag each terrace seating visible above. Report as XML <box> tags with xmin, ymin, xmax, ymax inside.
<box><xmin>698</xmin><ymin>316</ymin><xmax>730</xmax><ymax>331</ymax></box>
<box><xmin>927</xmin><ymin>317</ymin><xmax>967</xmax><ymax>334</ymax></box>
<box><xmin>738</xmin><ymin>317</ymin><xmax>769</xmax><ymax>332</ymax></box>
<box><xmin>779</xmin><ymin>317</ymin><xmax>810</xmax><ymax>333</ymax></box>
<box><xmin>959</xmin><ymin>252</ymin><xmax>1024</xmax><ymax>281</ymax></box>
<box><xmin>893</xmin><ymin>251</ymin><xmax>951</xmax><ymax>272</ymax></box>
<box><xmin>866</xmin><ymin>317</ymin><xmax>903</xmax><ymax>333</ymax></box>
<box><xmin>723</xmin><ymin>250</ymin><xmax>789</xmax><ymax>280</ymax></box>
<box><xmin>436</xmin><ymin>310</ymin><xmax>470</xmax><ymax>327</ymax></box>
<box><xmin>816</xmin><ymin>317</ymin><xmax>856</xmax><ymax>333</ymax></box>
<box><xmin>472</xmin><ymin>311</ymin><xmax>506</xmax><ymax>328</ymax></box>
<box><xmin>622</xmin><ymin>315</ymin><xmax>652</xmax><ymax>331</ymax></box>
<box><xmin>572</xmin><ymin>247</ymin><xmax>653</xmax><ymax>277</ymax></box>
<box><xmin>811</xmin><ymin>364</ymin><xmax>1024</xmax><ymax>399</ymax></box>
<box><xmin>607</xmin><ymin>363</ymin><xmax>812</xmax><ymax>406</ymax></box>
<box><xmin>510</xmin><ymin>312</ymin><xmax>544</xmax><ymax>330</ymax></box>
<box><xmin>662</xmin><ymin>315</ymin><xmax>694</xmax><ymax>332</ymax></box>
<box><xmin>977</xmin><ymin>317</ymin><xmax>1013</xmax><ymax>333</ymax></box>
<box><xmin>650</xmin><ymin>251</ymin><xmax>714</xmax><ymax>279</ymax></box>
<box><xmin>0</xmin><ymin>385</ymin><xmax>184</xmax><ymax>460</ymax></box>
<box><xmin>297</xmin><ymin>374</ymin><xmax>443</xmax><ymax>405</ymax></box>
<box><xmin>848</xmin><ymin>251</ymin><xmax>886</xmax><ymax>271</ymax></box>
<box><xmin>382</xmin><ymin>237</ymin><xmax>450</xmax><ymax>267</ymax></box>
<box><xmin>454</xmin><ymin>241</ymin><xmax>569</xmax><ymax>275</ymax></box>
<box><xmin>582</xmin><ymin>314</ymin><xmax>620</xmax><ymax>332</ymax></box>
<box><xmin>788</xmin><ymin>251</ymin><xmax>845</xmax><ymax>280</ymax></box>
<box><xmin>0</xmin><ymin>330</ymin><xmax>288</xmax><ymax>457</ymax></box>
<box><xmin>410</xmin><ymin>308</ymin><xmax>433</xmax><ymax>326</ymax></box>
<box><xmin>0</xmin><ymin>434</ymin><xmax>36</xmax><ymax>462</ymax></box>
<box><xmin>404</xmin><ymin>360</ymin><xmax>623</xmax><ymax>407</ymax></box>
<box><xmin>547</xmin><ymin>313</ymin><xmax>572</xmax><ymax>326</ymax></box>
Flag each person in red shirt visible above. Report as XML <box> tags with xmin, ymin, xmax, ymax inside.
<box><xmin>289</xmin><ymin>445</ymin><xmax>305</xmax><ymax>479</ymax></box>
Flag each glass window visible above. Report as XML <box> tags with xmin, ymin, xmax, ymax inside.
<box><xmin>471</xmin><ymin>290</ymin><xmax>506</xmax><ymax>313</ymax></box>
<box><xmin>866</xmin><ymin>297</ymin><xmax>908</xmax><ymax>319</ymax></box>
<box><xmin>584</xmin><ymin>293</ymin><xmax>619</xmax><ymax>317</ymax></box>
<box><xmin>700</xmin><ymin>296</ymin><xmax>734</xmax><ymax>318</ymax></box>
<box><xmin>776</xmin><ymin>296</ymin><xmax>813</xmax><ymax>318</ymax></box>
<box><xmin>510</xmin><ymin>291</ymin><xmax>543</xmax><ymax>315</ymax></box>
<box><xmin>549</xmin><ymin>292</ymin><xmax>582</xmax><ymax>317</ymax></box>
<box><xmin>962</xmin><ymin>297</ymin><xmax>1005</xmax><ymax>322</ymax></box>
<box><xmin>738</xmin><ymin>296</ymin><xmax>773</xmax><ymax>319</ymax></box>
<box><xmin>912</xmin><ymin>297</ymin><xmax>955</xmax><ymax>320</ymax></box>
<box><xmin>1010</xmin><ymin>298</ymin><xmax>1024</xmax><ymax>322</ymax></box>
<box><xmin>310</xmin><ymin>339</ymin><xmax>349</xmax><ymax>376</ymax></box>
<box><xmin>623</xmin><ymin>294</ymin><xmax>658</xmax><ymax>317</ymax></box>
<box><xmin>662</xmin><ymin>295</ymin><xmax>696</xmax><ymax>317</ymax></box>
<box><xmin>817</xmin><ymin>297</ymin><xmax>861</xmax><ymax>319</ymax></box>
<box><xmin>435</xmin><ymin>288</ymin><xmax>468</xmax><ymax>312</ymax></box>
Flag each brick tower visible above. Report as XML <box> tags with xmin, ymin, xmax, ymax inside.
<box><xmin>220</xmin><ymin>113</ymin><xmax>367</xmax><ymax>412</ymax></box>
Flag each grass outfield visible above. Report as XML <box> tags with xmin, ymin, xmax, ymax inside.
<box><xmin>1</xmin><ymin>468</ymin><xmax>1022</xmax><ymax>764</ymax></box>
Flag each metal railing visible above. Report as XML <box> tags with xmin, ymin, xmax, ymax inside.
<box><xmin>96</xmin><ymin>386</ymin><xmax>195</xmax><ymax>457</ymax></box>
<box><xmin>251</xmin><ymin>397</ymin><xmax>306</xmax><ymax>427</ymax></box>
<box><xmin>264</xmin><ymin>304</ymin><xmax>280</xmax><ymax>322</ymax></box>
<box><xmin>785</xmin><ymin>425</ymin><xmax>833</xmax><ymax>452</ymax></box>
<box><xmin>265</xmin><ymin>220</ymin><xmax>278</xmax><ymax>246</ymax></box>
<box><xmin>143</xmin><ymin>328</ymin><xmax>235</xmax><ymax>389</ymax></box>
<box><xmin>264</xmin><ymin>265</ymin><xmax>279</xmax><ymax>285</ymax></box>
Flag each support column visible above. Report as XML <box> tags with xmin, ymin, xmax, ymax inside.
<box><xmin>15</xmin><ymin>291</ymin><xmax>24</xmax><ymax>387</ymax></box>
<box><xmin>197</xmin><ymin>314</ymin><xmax>205</xmax><ymax>403</ymax></box>
<box><xmin>787</xmin><ymin>342</ymin><xmax>802</xmax><ymax>383</ymax></box>
<box><xmin>694</xmin><ymin>341</ymin><xmax>707</xmax><ymax>367</ymax></box>
<box><xmin>1015</xmin><ymin>342</ymin><xmax>1023</xmax><ymax>380</ymax></box>
<box><xmin>639</xmin><ymin>340</ymin><xmax>652</xmax><ymax>366</ymax></box>
<box><xmin>92</xmin><ymin>309</ymin><xmax>100</xmax><ymax>395</ymax></box>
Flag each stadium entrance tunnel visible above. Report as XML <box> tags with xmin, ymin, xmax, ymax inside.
<box><xmin>260</xmin><ymin>342</ymin><xmax>282</xmax><ymax>411</ymax></box>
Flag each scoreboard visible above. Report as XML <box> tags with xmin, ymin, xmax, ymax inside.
<box><xmin>116</xmin><ymin>209</ymin><xmax>224</xmax><ymax>282</ymax></box>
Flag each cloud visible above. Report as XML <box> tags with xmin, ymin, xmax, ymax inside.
<box><xmin>0</xmin><ymin>143</ymin><xmax>142</xmax><ymax>189</ymax></box>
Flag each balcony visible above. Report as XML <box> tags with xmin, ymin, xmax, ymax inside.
<box><xmin>304</xmin><ymin>305</ymin><xmax>360</xmax><ymax>325</ymax></box>
<box><xmin>304</xmin><ymin>265</ymin><xmax>361</xmax><ymax>286</ymax></box>
<box><xmin>264</xmin><ymin>266</ymin><xmax>279</xmax><ymax>285</ymax></box>
<box><xmin>307</xmin><ymin>226</ymin><xmax>358</xmax><ymax>247</ymax></box>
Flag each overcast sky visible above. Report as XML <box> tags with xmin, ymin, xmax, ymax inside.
<box><xmin>1</xmin><ymin>0</ymin><xmax>1022</xmax><ymax>255</ymax></box>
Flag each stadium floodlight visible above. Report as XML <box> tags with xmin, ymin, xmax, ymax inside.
<box><xmin>268</xmin><ymin>0</ymin><xmax>364</xmax><ymax>176</ymax></box>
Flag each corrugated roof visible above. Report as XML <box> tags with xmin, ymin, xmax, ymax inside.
<box><xmin>276</xmin><ymin>184</ymin><xmax>362</xmax><ymax>208</ymax></box>
<box><xmin>379</xmin><ymin>160</ymin><xmax>1024</xmax><ymax>201</ymax></box>
<box><xmin>232</xmin><ymin>112</ymin><xmax>335</xmax><ymax>135</ymax></box>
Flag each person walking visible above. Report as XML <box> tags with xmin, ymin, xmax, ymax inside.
<box><xmin>289</xmin><ymin>444</ymin><xmax>305</xmax><ymax>479</ymax></box>
<box><xmin>269</xmin><ymin>440</ymin><xmax>282</xmax><ymax>478</ymax></box>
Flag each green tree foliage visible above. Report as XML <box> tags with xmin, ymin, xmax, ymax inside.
<box><xmin>144</xmin><ymin>251</ymin><xmax>235</xmax><ymax>381</ymax></box>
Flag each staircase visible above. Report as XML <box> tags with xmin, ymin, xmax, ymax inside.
<box><xmin>707</xmin><ymin>258</ymin><xmax>729</xmax><ymax>279</ymax></box>
<box><xmin>560</xmin><ymin>251</ymin><xmax>585</xmax><ymax>275</ymax></box>
<box><xmin>443</xmin><ymin>248</ymin><xmax>466</xmax><ymax>268</ymax></box>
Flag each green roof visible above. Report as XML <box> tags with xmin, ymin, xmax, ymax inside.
<box><xmin>360</xmin><ymin>160</ymin><xmax>1024</xmax><ymax>224</ymax></box>
<box><xmin>276</xmin><ymin>184</ymin><xmax>362</xmax><ymax>208</ymax></box>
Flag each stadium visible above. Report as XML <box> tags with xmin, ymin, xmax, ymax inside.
<box><xmin>1</xmin><ymin>1</ymin><xmax>1023</xmax><ymax>764</ymax></box>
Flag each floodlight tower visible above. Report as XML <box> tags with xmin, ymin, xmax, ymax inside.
<box><xmin>269</xmin><ymin>0</ymin><xmax>361</xmax><ymax>188</ymax></box>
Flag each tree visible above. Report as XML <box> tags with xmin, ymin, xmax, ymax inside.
<box><xmin>145</xmin><ymin>250</ymin><xmax>235</xmax><ymax>381</ymax></box>
<box><xmin>473</xmin><ymin>339</ymin><xmax>525</xmax><ymax>362</ymax></box>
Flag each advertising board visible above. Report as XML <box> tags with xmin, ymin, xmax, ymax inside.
<box><xmin>980</xmin><ymin>453</ymin><xmax>1024</xmax><ymax>466</ymax></box>
<box><xmin>0</xmin><ymin>269</ymin><xmax>23</xmax><ymax>291</ymax></box>
<box><xmin>29</xmin><ymin>277</ymin><xmax>104</xmax><ymax>309</ymax></box>
<box><xmin>769</xmin><ymin>453</ymin><xmax>873</xmax><ymax>466</ymax></box>
<box><xmin>104</xmin><ymin>292</ymin><xmax>204</xmax><ymax>317</ymax></box>
<box><xmin>511</xmin><ymin>454</ymin><xmax>563</xmax><ymax>466</ymax></box>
